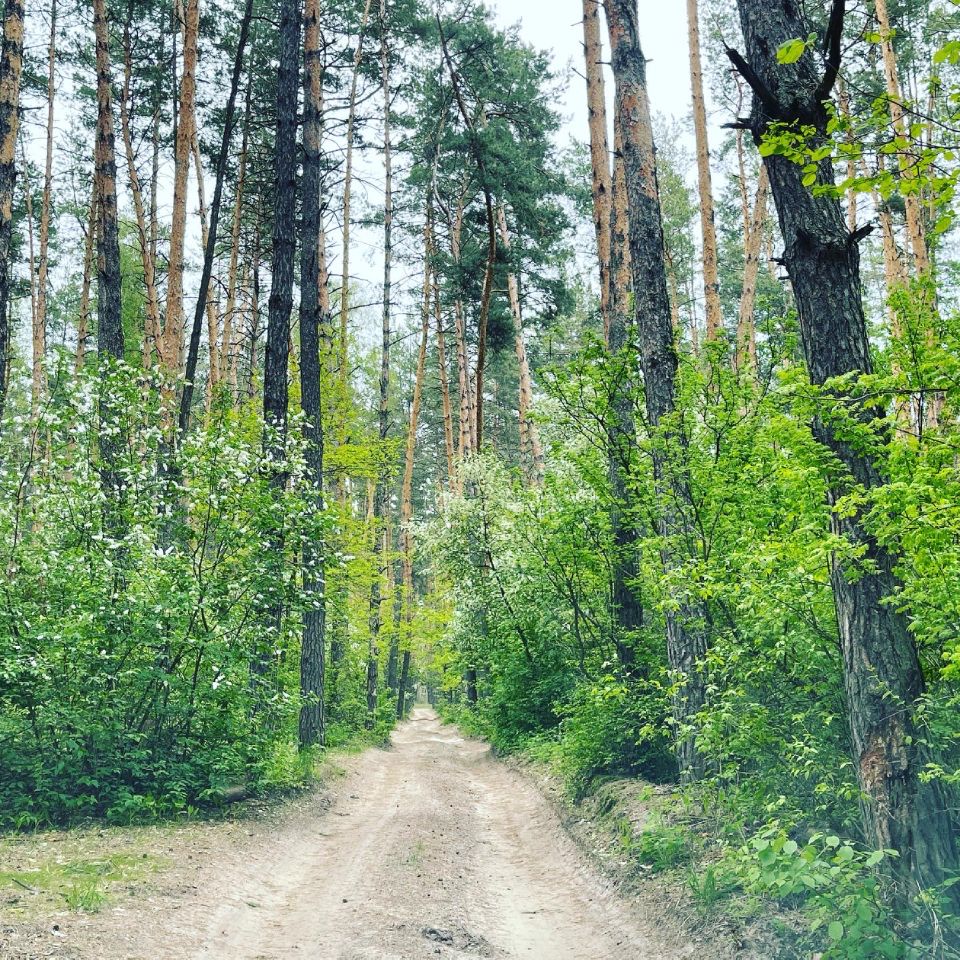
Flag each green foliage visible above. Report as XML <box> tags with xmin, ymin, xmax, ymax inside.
<box><xmin>720</xmin><ymin>826</ymin><xmax>911</xmax><ymax>959</ymax></box>
<box><xmin>620</xmin><ymin>821</ymin><xmax>692</xmax><ymax>874</ymax></box>
<box><xmin>0</xmin><ymin>364</ymin><xmax>338</xmax><ymax>825</ymax></box>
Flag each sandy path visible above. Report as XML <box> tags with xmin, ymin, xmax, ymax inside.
<box><xmin>186</xmin><ymin>706</ymin><xmax>672</xmax><ymax>960</ymax></box>
<box><xmin>3</xmin><ymin>708</ymin><xmax>685</xmax><ymax>959</ymax></box>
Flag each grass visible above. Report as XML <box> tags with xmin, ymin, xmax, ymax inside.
<box><xmin>0</xmin><ymin>848</ymin><xmax>164</xmax><ymax>915</ymax></box>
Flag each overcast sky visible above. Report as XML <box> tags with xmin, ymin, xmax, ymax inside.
<box><xmin>487</xmin><ymin>0</ymin><xmax>696</xmax><ymax>143</ymax></box>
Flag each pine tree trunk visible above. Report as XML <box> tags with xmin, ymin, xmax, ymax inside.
<box><xmin>434</xmin><ymin>258</ymin><xmax>456</xmax><ymax>490</ymax></box>
<box><xmin>190</xmin><ymin>133</ymin><xmax>220</xmax><ymax>404</ymax></box>
<box><xmin>731</xmin><ymin>0</ymin><xmax>960</xmax><ymax>901</ymax></box>
<box><xmin>256</xmin><ymin>0</ymin><xmax>301</xmax><ymax>686</ymax></box>
<box><xmin>222</xmin><ymin>64</ymin><xmax>253</xmax><ymax>396</ymax></box>
<box><xmin>367</xmin><ymin>0</ymin><xmax>394</xmax><ymax>725</ymax></box>
<box><xmin>497</xmin><ymin>205</ymin><xmax>543</xmax><ymax>483</ymax></box>
<box><xmin>298</xmin><ymin>0</ymin><xmax>325</xmax><ymax>749</ymax></box>
<box><xmin>736</xmin><ymin>163</ymin><xmax>768</xmax><ymax>370</ymax></box>
<box><xmin>874</xmin><ymin>0</ymin><xmax>929</xmax><ymax>275</ymax></box>
<box><xmin>23</xmin><ymin>147</ymin><xmax>38</xmax><ymax>412</ymax></box>
<box><xmin>581</xmin><ymin>0</ymin><xmax>612</xmax><ymax>337</ymax></box>
<box><xmin>163</xmin><ymin>0</ymin><xmax>199</xmax><ymax>379</ymax></box>
<box><xmin>450</xmin><ymin>193</ymin><xmax>473</xmax><ymax>459</ymax></box>
<box><xmin>35</xmin><ymin>0</ymin><xmax>57</xmax><ymax>409</ymax></box>
<box><xmin>93</xmin><ymin>0</ymin><xmax>123</xmax><ymax>365</ymax></box>
<box><xmin>178</xmin><ymin>0</ymin><xmax>252</xmax><ymax>437</ymax></box>
<box><xmin>396</xmin><ymin>256</ymin><xmax>431</xmax><ymax>720</ymax></box>
<box><xmin>338</xmin><ymin>0</ymin><xmax>374</xmax><ymax>391</ymax></box>
<box><xmin>604</xmin><ymin>103</ymin><xmax>643</xmax><ymax>671</ymax></box>
<box><xmin>0</xmin><ymin>0</ymin><xmax>24</xmax><ymax>429</ymax></box>
<box><xmin>93</xmin><ymin>0</ymin><xmax>126</xmax><ymax>531</ymax></box>
<box><xmin>606</xmin><ymin>0</ymin><xmax>709</xmax><ymax>780</ymax></box>
<box><xmin>120</xmin><ymin>1</ymin><xmax>162</xmax><ymax>372</ymax></box>
<box><xmin>76</xmin><ymin>168</ymin><xmax>98</xmax><ymax>373</ymax></box>
<box><xmin>685</xmin><ymin>0</ymin><xmax>722</xmax><ymax>341</ymax></box>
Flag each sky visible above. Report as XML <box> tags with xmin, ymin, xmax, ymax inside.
<box><xmin>486</xmin><ymin>0</ymin><xmax>696</xmax><ymax>144</ymax></box>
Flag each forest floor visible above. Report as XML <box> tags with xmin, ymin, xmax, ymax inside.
<box><xmin>1</xmin><ymin>708</ymin><xmax>706</xmax><ymax>960</ymax></box>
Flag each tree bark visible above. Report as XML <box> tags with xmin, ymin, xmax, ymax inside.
<box><xmin>736</xmin><ymin>163</ymin><xmax>768</xmax><ymax>370</ymax></box>
<box><xmin>396</xmin><ymin>249</ymin><xmax>431</xmax><ymax>720</ymax></box>
<box><xmin>76</xmin><ymin>168</ymin><xmax>98</xmax><ymax>373</ymax></box>
<box><xmin>0</xmin><ymin>0</ymin><xmax>24</xmax><ymax>429</ymax></box>
<box><xmin>434</xmin><ymin>253</ymin><xmax>456</xmax><ymax>489</ymax></box>
<box><xmin>338</xmin><ymin>0</ymin><xmax>374</xmax><ymax>391</ymax></box>
<box><xmin>367</xmin><ymin>0</ymin><xmax>394</xmax><ymax>725</ymax></box>
<box><xmin>450</xmin><ymin>190</ymin><xmax>473</xmax><ymax>458</ymax></box>
<box><xmin>685</xmin><ymin>0</ymin><xmax>722</xmax><ymax>341</ymax></box>
<box><xmin>93</xmin><ymin>0</ymin><xmax>126</xmax><ymax>533</ymax></box>
<box><xmin>605</xmin><ymin>99</ymin><xmax>642</xmax><ymax>671</ymax></box>
<box><xmin>35</xmin><ymin>0</ymin><xmax>57</xmax><ymax>409</ymax></box>
<box><xmin>730</xmin><ymin>0</ymin><xmax>959</xmax><ymax>900</ymax></box>
<box><xmin>298</xmin><ymin>0</ymin><xmax>325</xmax><ymax>748</ymax></box>
<box><xmin>606</xmin><ymin>0</ymin><xmax>709</xmax><ymax>780</ymax></box>
<box><xmin>120</xmin><ymin>2</ymin><xmax>162</xmax><ymax>372</ymax></box>
<box><xmin>581</xmin><ymin>0</ymin><xmax>612</xmax><ymax>338</ymax></box>
<box><xmin>255</xmin><ymin>0</ymin><xmax>301</xmax><ymax>687</ymax></box>
<box><xmin>222</xmin><ymin>61</ymin><xmax>254</xmax><ymax>396</ymax></box>
<box><xmin>162</xmin><ymin>0</ymin><xmax>199</xmax><ymax>379</ymax></box>
<box><xmin>178</xmin><ymin>0</ymin><xmax>252</xmax><ymax>437</ymax></box>
<box><xmin>497</xmin><ymin>205</ymin><xmax>543</xmax><ymax>483</ymax></box>
<box><xmin>874</xmin><ymin>0</ymin><xmax>929</xmax><ymax>276</ymax></box>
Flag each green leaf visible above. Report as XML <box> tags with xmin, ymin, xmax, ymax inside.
<box><xmin>827</xmin><ymin>920</ymin><xmax>844</xmax><ymax>941</ymax></box>
<box><xmin>777</xmin><ymin>38</ymin><xmax>807</xmax><ymax>64</ymax></box>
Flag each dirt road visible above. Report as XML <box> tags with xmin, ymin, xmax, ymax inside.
<box><xmin>4</xmin><ymin>708</ymin><xmax>688</xmax><ymax>959</ymax></box>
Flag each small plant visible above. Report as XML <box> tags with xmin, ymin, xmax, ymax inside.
<box><xmin>619</xmin><ymin>819</ymin><xmax>691</xmax><ymax>873</ymax></box>
<box><xmin>721</xmin><ymin>824</ymin><xmax>905</xmax><ymax>959</ymax></box>
<box><xmin>63</xmin><ymin>879</ymin><xmax>106</xmax><ymax>913</ymax></box>
<box><xmin>686</xmin><ymin>865</ymin><xmax>737</xmax><ymax>908</ymax></box>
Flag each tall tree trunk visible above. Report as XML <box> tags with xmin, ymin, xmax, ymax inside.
<box><xmin>874</xmin><ymin>0</ymin><xmax>928</xmax><ymax>276</ymax></box>
<box><xmin>606</xmin><ymin>0</ymin><xmax>708</xmax><ymax>780</ymax></box>
<box><xmin>736</xmin><ymin>163</ymin><xmax>768</xmax><ymax>370</ymax></box>
<box><xmin>396</xmin><ymin>247</ymin><xmax>431</xmax><ymax>720</ymax></box>
<box><xmin>298</xmin><ymin>0</ymin><xmax>325</xmax><ymax>748</ymax></box>
<box><xmin>178</xmin><ymin>0</ymin><xmax>252</xmax><ymax>437</ymax></box>
<box><xmin>160</xmin><ymin>0</ymin><xmax>200</xmax><ymax>377</ymax></box>
<box><xmin>581</xmin><ymin>0</ymin><xmax>612</xmax><ymax>338</ymax></box>
<box><xmin>497</xmin><ymin>205</ymin><xmax>542</xmax><ymax>483</ymax></box>
<box><xmin>190</xmin><ymin>133</ymin><xmax>221</xmax><ymax>407</ymax></box>
<box><xmin>609</xmin><ymin>115</ymin><xmax>631</xmax><ymax>349</ymax></box>
<box><xmin>76</xmin><ymin>168</ymin><xmax>98</xmax><ymax>373</ymax></box>
<box><xmin>247</xmin><ymin>220</ymin><xmax>261</xmax><ymax>399</ymax></box>
<box><xmin>434</xmin><ymin>261</ymin><xmax>456</xmax><ymax>489</ymax></box>
<box><xmin>0</xmin><ymin>0</ymin><xmax>24</xmax><ymax>429</ymax></box>
<box><xmin>120</xmin><ymin>0</ymin><xmax>162</xmax><ymax>372</ymax></box>
<box><xmin>162</xmin><ymin>0</ymin><xmax>198</xmax><ymax>380</ymax></box>
<box><xmin>338</xmin><ymin>0</ymin><xmax>373</xmax><ymax>390</ymax></box>
<box><xmin>255</xmin><ymin>0</ymin><xmax>301</xmax><ymax>687</ymax></box>
<box><xmin>22</xmin><ymin>146</ymin><xmax>37</xmax><ymax>410</ymax></box>
<box><xmin>367</xmin><ymin>0</ymin><xmax>393</xmax><ymax>725</ymax></box>
<box><xmin>93</xmin><ymin>0</ymin><xmax>126</xmax><ymax>527</ymax></box>
<box><xmin>729</xmin><ymin>0</ymin><xmax>960</xmax><ymax>900</ymax></box>
<box><xmin>685</xmin><ymin>0</ymin><xmax>722</xmax><ymax>342</ymax></box>
<box><xmin>439</xmin><ymin>22</ymin><xmax>496</xmax><ymax>450</ymax></box>
<box><xmin>603</xmin><ymin>100</ymin><xmax>643</xmax><ymax>670</ymax></box>
<box><xmin>222</xmin><ymin>61</ymin><xmax>254</xmax><ymax>396</ymax></box>
<box><xmin>35</xmin><ymin>0</ymin><xmax>57</xmax><ymax>410</ymax></box>
<box><xmin>450</xmin><ymin>192</ymin><xmax>473</xmax><ymax>458</ymax></box>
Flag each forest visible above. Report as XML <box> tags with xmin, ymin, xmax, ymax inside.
<box><xmin>1</xmin><ymin>0</ymin><xmax>960</xmax><ymax>956</ymax></box>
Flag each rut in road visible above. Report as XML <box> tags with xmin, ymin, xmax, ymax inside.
<box><xmin>191</xmin><ymin>707</ymin><xmax>680</xmax><ymax>959</ymax></box>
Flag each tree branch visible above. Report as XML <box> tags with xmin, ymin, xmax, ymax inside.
<box><xmin>815</xmin><ymin>0</ymin><xmax>846</xmax><ymax>103</ymax></box>
<box><xmin>725</xmin><ymin>45</ymin><xmax>778</xmax><ymax>118</ymax></box>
